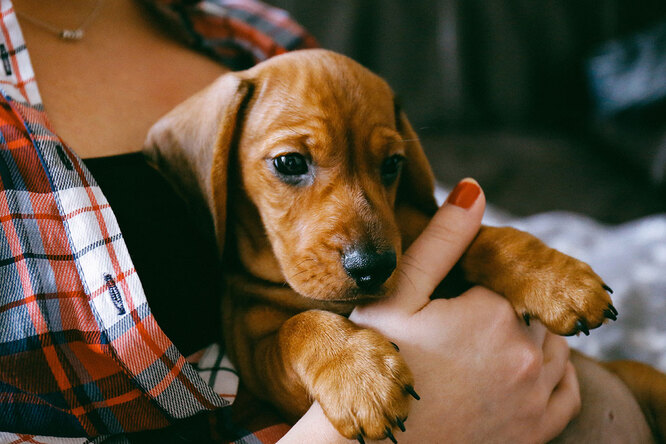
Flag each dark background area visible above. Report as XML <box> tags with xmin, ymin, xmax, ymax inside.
<box><xmin>268</xmin><ymin>0</ymin><xmax>666</xmax><ymax>223</ymax></box>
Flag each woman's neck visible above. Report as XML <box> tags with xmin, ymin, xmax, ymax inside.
<box><xmin>14</xmin><ymin>0</ymin><xmax>229</xmax><ymax>158</ymax></box>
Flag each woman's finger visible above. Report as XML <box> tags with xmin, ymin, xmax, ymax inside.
<box><xmin>539</xmin><ymin>361</ymin><xmax>581</xmax><ymax>442</ymax></box>
<box><xmin>369</xmin><ymin>178</ymin><xmax>486</xmax><ymax>315</ymax></box>
<box><xmin>540</xmin><ymin>333</ymin><xmax>571</xmax><ymax>389</ymax></box>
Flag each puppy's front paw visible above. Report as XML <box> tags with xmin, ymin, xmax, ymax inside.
<box><xmin>512</xmin><ymin>249</ymin><xmax>616</xmax><ymax>336</ymax></box>
<box><xmin>313</xmin><ymin>329</ymin><xmax>415</xmax><ymax>443</ymax></box>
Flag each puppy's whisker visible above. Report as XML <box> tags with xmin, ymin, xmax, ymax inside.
<box><xmin>387</xmin><ymin>138</ymin><xmax>420</xmax><ymax>145</ymax></box>
<box><xmin>289</xmin><ymin>268</ymin><xmax>311</xmax><ymax>280</ymax></box>
<box><xmin>286</xmin><ymin>125</ymin><xmax>306</xmax><ymax>138</ymax></box>
<box><xmin>295</xmin><ymin>257</ymin><xmax>318</xmax><ymax>268</ymax></box>
<box><xmin>288</xmin><ymin>257</ymin><xmax>319</xmax><ymax>281</ymax></box>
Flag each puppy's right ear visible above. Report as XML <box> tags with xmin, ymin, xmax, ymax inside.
<box><xmin>143</xmin><ymin>73</ymin><xmax>253</xmax><ymax>253</ymax></box>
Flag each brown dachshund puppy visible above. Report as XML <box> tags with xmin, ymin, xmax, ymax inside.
<box><xmin>144</xmin><ymin>49</ymin><xmax>666</xmax><ymax>442</ymax></box>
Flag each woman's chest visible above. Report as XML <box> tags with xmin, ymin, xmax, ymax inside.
<box><xmin>20</xmin><ymin>2</ymin><xmax>229</xmax><ymax>158</ymax></box>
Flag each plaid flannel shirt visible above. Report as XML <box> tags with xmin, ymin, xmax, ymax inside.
<box><xmin>0</xmin><ymin>1</ymin><xmax>316</xmax><ymax>442</ymax></box>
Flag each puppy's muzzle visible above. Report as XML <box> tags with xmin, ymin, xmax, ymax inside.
<box><xmin>342</xmin><ymin>245</ymin><xmax>397</xmax><ymax>292</ymax></box>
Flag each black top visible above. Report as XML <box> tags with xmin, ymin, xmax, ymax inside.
<box><xmin>85</xmin><ymin>153</ymin><xmax>221</xmax><ymax>355</ymax></box>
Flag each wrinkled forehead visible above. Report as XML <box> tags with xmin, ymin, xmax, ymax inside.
<box><xmin>244</xmin><ymin>53</ymin><xmax>397</xmax><ymax>132</ymax></box>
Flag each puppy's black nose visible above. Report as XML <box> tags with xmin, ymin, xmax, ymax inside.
<box><xmin>342</xmin><ymin>247</ymin><xmax>397</xmax><ymax>292</ymax></box>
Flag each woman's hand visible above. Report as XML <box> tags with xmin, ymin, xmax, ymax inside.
<box><xmin>280</xmin><ymin>179</ymin><xmax>581</xmax><ymax>443</ymax></box>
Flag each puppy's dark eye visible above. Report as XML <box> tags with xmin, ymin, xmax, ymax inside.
<box><xmin>273</xmin><ymin>153</ymin><xmax>309</xmax><ymax>176</ymax></box>
<box><xmin>381</xmin><ymin>154</ymin><xmax>405</xmax><ymax>185</ymax></box>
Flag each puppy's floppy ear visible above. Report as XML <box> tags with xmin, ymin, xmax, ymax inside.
<box><xmin>143</xmin><ymin>73</ymin><xmax>253</xmax><ymax>253</ymax></box>
<box><xmin>394</xmin><ymin>102</ymin><xmax>439</xmax><ymax>248</ymax></box>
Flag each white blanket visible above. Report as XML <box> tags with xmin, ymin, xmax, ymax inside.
<box><xmin>435</xmin><ymin>186</ymin><xmax>666</xmax><ymax>371</ymax></box>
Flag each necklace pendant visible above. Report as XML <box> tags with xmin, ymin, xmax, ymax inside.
<box><xmin>59</xmin><ymin>29</ymin><xmax>84</xmax><ymax>41</ymax></box>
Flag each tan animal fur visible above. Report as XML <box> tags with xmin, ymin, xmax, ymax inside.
<box><xmin>144</xmin><ymin>49</ymin><xmax>666</xmax><ymax>443</ymax></box>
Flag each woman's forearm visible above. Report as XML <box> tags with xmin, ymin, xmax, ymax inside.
<box><xmin>278</xmin><ymin>402</ymin><xmax>352</xmax><ymax>443</ymax></box>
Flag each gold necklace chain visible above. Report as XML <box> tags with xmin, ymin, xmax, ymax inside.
<box><xmin>15</xmin><ymin>0</ymin><xmax>106</xmax><ymax>42</ymax></box>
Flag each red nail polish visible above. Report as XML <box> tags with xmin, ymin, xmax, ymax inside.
<box><xmin>446</xmin><ymin>179</ymin><xmax>480</xmax><ymax>209</ymax></box>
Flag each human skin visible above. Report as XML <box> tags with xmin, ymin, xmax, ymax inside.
<box><xmin>14</xmin><ymin>0</ymin><xmax>230</xmax><ymax>159</ymax></box>
<box><xmin>279</xmin><ymin>180</ymin><xmax>580</xmax><ymax>443</ymax></box>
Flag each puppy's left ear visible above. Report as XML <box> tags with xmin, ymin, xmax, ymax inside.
<box><xmin>143</xmin><ymin>73</ymin><xmax>253</xmax><ymax>252</ymax></box>
<box><xmin>394</xmin><ymin>103</ymin><xmax>439</xmax><ymax>248</ymax></box>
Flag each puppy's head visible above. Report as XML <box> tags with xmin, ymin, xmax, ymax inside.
<box><xmin>145</xmin><ymin>49</ymin><xmax>437</xmax><ymax>303</ymax></box>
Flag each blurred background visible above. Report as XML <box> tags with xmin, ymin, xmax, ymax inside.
<box><xmin>268</xmin><ymin>0</ymin><xmax>666</xmax><ymax>223</ymax></box>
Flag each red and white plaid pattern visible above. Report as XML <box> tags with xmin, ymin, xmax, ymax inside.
<box><xmin>0</xmin><ymin>0</ymin><xmax>316</xmax><ymax>441</ymax></box>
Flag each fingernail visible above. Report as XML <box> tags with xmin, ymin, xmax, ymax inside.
<box><xmin>446</xmin><ymin>179</ymin><xmax>480</xmax><ymax>209</ymax></box>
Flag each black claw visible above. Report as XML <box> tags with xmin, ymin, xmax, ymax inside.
<box><xmin>396</xmin><ymin>417</ymin><xmax>406</xmax><ymax>432</ymax></box>
<box><xmin>603</xmin><ymin>308</ymin><xmax>617</xmax><ymax>321</ymax></box>
<box><xmin>357</xmin><ymin>435</ymin><xmax>365</xmax><ymax>444</ymax></box>
<box><xmin>405</xmin><ymin>385</ymin><xmax>420</xmax><ymax>400</ymax></box>
<box><xmin>390</xmin><ymin>341</ymin><xmax>400</xmax><ymax>352</ymax></box>
<box><xmin>385</xmin><ymin>427</ymin><xmax>398</xmax><ymax>444</ymax></box>
<box><xmin>608</xmin><ymin>303</ymin><xmax>618</xmax><ymax>316</ymax></box>
<box><xmin>602</xmin><ymin>284</ymin><xmax>614</xmax><ymax>294</ymax></box>
<box><xmin>576</xmin><ymin>319</ymin><xmax>590</xmax><ymax>336</ymax></box>
<box><xmin>523</xmin><ymin>313</ymin><xmax>530</xmax><ymax>326</ymax></box>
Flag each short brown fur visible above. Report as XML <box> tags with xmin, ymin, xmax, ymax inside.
<box><xmin>145</xmin><ymin>49</ymin><xmax>666</xmax><ymax>442</ymax></box>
